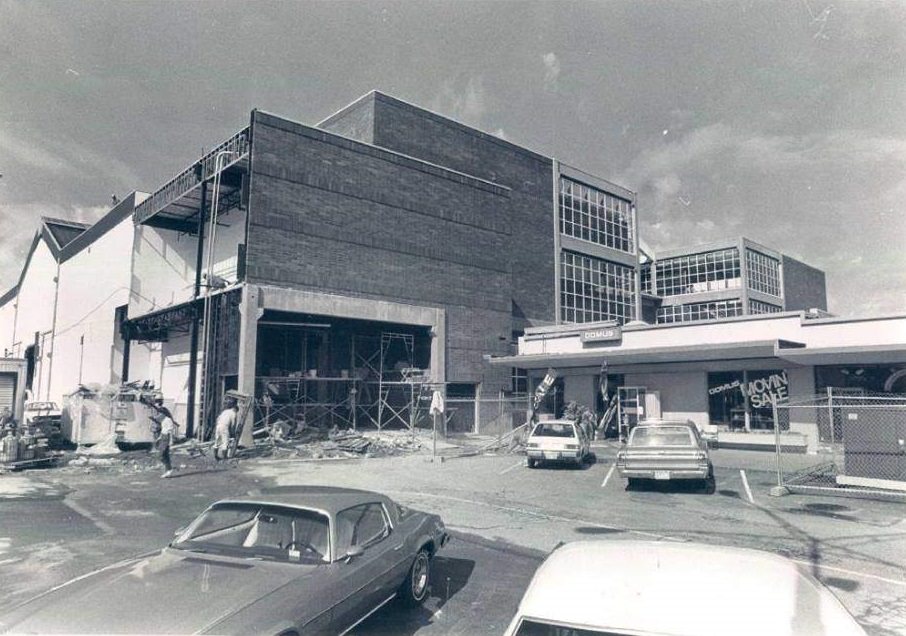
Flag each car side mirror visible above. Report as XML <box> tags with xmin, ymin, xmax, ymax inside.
<box><xmin>344</xmin><ymin>545</ymin><xmax>364</xmax><ymax>563</ymax></box>
<box><xmin>173</xmin><ymin>527</ymin><xmax>186</xmax><ymax>538</ymax></box>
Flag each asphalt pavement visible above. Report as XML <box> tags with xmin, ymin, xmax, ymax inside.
<box><xmin>1</xmin><ymin>441</ymin><xmax>905</xmax><ymax>635</ymax></box>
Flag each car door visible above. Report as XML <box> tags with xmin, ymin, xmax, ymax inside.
<box><xmin>331</xmin><ymin>502</ymin><xmax>398</xmax><ymax>633</ymax></box>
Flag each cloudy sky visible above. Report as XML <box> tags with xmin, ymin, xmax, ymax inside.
<box><xmin>1</xmin><ymin>0</ymin><xmax>904</xmax><ymax>316</ymax></box>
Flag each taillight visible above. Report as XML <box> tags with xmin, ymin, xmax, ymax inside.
<box><xmin>565</xmin><ymin>444</ymin><xmax>578</xmax><ymax>450</ymax></box>
<box><xmin>527</xmin><ymin>442</ymin><xmax>539</xmax><ymax>448</ymax></box>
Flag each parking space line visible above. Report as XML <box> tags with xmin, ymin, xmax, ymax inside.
<box><xmin>790</xmin><ymin>560</ymin><xmax>906</xmax><ymax>588</ymax></box>
<box><xmin>740</xmin><ymin>469</ymin><xmax>755</xmax><ymax>504</ymax></box>
<box><xmin>499</xmin><ymin>460</ymin><xmax>524</xmax><ymax>475</ymax></box>
<box><xmin>601</xmin><ymin>464</ymin><xmax>616</xmax><ymax>488</ymax></box>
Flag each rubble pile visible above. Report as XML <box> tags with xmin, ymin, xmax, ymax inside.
<box><xmin>265</xmin><ymin>426</ymin><xmax>423</xmax><ymax>460</ymax></box>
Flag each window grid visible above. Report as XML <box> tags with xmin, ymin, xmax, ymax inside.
<box><xmin>656</xmin><ymin>299</ymin><xmax>744</xmax><ymax>324</ymax></box>
<box><xmin>559</xmin><ymin>251</ymin><xmax>637</xmax><ymax>324</ymax></box>
<box><xmin>749</xmin><ymin>299</ymin><xmax>782</xmax><ymax>314</ymax></box>
<box><xmin>745</xmin><ymin>249</ymin><xmax>781</xmax><ymax>297</ymax></box>
<box><xmin>640</xmin><ymin>264</ymin><xmax>653</xmax><ymax>295</ymax></box>
<box><xmin>654</xmin><ymin>248</ymin><xmax>741</xmax><ymax>297</ymax></box>
<box><xmin>559</xmin><ymin>177</ymin><xmax>635</xmax><ymax>254</ymax></box>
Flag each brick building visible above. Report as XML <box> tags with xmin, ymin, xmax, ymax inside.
<box><xmin>124</xmin><ymin>92</ymin><xmax>639</xmax><ymax>437</ymax></box>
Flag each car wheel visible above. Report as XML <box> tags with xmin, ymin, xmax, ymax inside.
<box><xmin>399</xmin><ymin>548</ymin><xmax>431</xmax><ymax>607</ymax></box>
<box><xmin>527</xmin><ymin>458</ymin><xmax>536</xmax><ymax>468</ymax></box>
<box><xmin>627</xmin><ymin>478</ymin><xmax>639</xmax><ymax>489</ymax></box>
<box><xmin>703</xmin><ymin>465</ymin><xmax>716</xmax><ymax>493</ymax></box>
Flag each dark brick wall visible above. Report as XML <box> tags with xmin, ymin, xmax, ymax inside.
<box><xmin>246</xmin><ymin>111</ymin><xmax>515</xmax><ymax>385</ymax></box>
<box><xmin>782</xmin><ymin>255</ymin><xmax>827</xmax><ymax>311</ymax></box>
<box><xmin>364</xmin><ymin>93</ymin><xmax>557</xmax><ymax>328</ymax></box>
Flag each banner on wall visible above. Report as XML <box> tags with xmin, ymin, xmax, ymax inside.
<box><xmin>708</xmin><ymin>371</ymin><xmax>789</xmax><ymax>407</ymax></box>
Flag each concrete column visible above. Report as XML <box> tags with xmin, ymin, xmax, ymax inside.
<box><xmin>237</xmin><ymin>284</ymin><xmax>263</xmax><ymax>447</ymax></box>
<box><xmin>430</xmin><ymin>308</ymin><xmax>446</xmax><ymax>385</ymax></box>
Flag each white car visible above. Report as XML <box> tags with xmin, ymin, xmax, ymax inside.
<box><xmin>504</xmin><ymin>540</ymin><xmax>866</xmax><ymax>636</ymax></box>
<box><xmin>23</xmin><ymin>401</ymin><xmax>62</xmax><ymax>427</ymax></box>
<box><xmin>526</xmin><ymin>419</ymin><xmax>591</xmax><ymax>468</ymax></box>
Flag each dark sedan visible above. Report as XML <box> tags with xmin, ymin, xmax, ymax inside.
<box><xmin>0</xmin><ymin>486</ymin><xmax>449</xmax><ymax>635</ymax></box>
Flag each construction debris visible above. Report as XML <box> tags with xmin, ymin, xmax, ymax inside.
<box><xmin>260</xmin><ymin>427</ymin><xmax>423</xmax><ymax>460</ymax></box>
<box><xmin>77</xmin><ymin>433</ymin><xmax>122</xmax><ymax>456</ymax></box>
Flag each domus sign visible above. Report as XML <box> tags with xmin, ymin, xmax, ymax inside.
<box><xmin>580</xmin><ymin>326</ymin><xmax>622</xmax><ymax>344</ymax></box>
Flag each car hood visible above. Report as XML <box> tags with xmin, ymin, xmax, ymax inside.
<box><xmin>1</xmin><ymin>548</ymin><xmax>320</xmax><ymax>634</ymax></box>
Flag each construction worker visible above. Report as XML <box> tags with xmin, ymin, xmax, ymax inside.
<box><xmin>214</xmin><ymin>398</ymin><xmax>238</xmax><ymax>462</ymax></box>
<box><xmin>152</xmin><ymin>405</ymin><xmax>179</xmax><ymax>478</ymax></box>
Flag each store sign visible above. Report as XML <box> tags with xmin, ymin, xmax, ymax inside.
<box><xmin>708</xmin><ymin>371</ymin><xmax>789</xmax><ymax>408</ymax></box>
<box><xmin>580</xmin><ymin>326</ymin><xmax>622</xmax><ymax>344</ymax></box>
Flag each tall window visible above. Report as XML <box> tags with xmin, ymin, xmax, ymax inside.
<box><xmin>746</xmin><ymin>249</ymin><xmax>781</xmax><ymax>297</ymax></box>
<box><xmin>749</xmin><ymin>299</ymin><xmax>782</xmax><ymax>314</ymax></box>
<box><xmin>653</xmin><ymin>249</ymin><xmax>741</xmax><ymax>297</ymax></box>
<box><xmin>559</xmin><ymin>177</ymin><xmax>635</xmax><ymax>254</ymax></box>
<box><xmin>560</xmin><ymin>251</ymin><xmax>636</xmax><ymax>324</ymax></box>
<box><xmin>640</xmin><ymin>263</ymin><xmax>653</xmax><ymax>295</ymax></box>
<box><xmin>656</xmin><ymin>299</ymin><xmax>743</xmax><ymax>324</ymax></box>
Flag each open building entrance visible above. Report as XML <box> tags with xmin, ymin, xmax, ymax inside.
<box><xmin>254</xmin><ymin>311</ymin><xmax>433</xmax><ymax>431</ymax></box>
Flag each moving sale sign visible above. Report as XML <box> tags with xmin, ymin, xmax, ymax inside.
<box><xmin>708</xmin><ymin>371</ymin><xmax>789</xmax><ymax>408</ymax></box>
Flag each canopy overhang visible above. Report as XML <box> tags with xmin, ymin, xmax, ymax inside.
<box><xmin>489</xmin><ymin>339</ymin><xmax>807</xmax><ymax>370</ymax></box>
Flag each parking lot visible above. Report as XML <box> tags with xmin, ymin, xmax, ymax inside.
<box><xmin>2</xmin><ymin>443</ymin><xmax>905</xmax><ymax>635</ymax></box>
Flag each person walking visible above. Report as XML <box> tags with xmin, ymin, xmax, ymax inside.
<box><xmin>153</xmin><ymin>404</ymin><xmax>179</xmax><ymax>478</ymax></box>
<box><xmin>213</xmin><ymin>398</ymin><xmax>238</xmax><ymax>463</ymax></box>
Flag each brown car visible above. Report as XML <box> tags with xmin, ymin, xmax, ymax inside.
<box><xmin>0</xmin><ymin>486</ymin><xmax>449</xmax><ymax>635</ymax></box>
<box><xmin>616</xmin><ymin>419</ymin><xmax>715</xmax><ymax>490</ymax></box>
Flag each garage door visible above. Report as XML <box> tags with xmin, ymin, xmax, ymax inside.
<box><xmin>0</xmin><ymin>374</ymin><xmax>15</xmax><ymax>412</ymax></box>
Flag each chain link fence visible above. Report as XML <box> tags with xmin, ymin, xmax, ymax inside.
<box><xmin>774</xmin><ymin>391</ymin><xmax>906</xmax><ymax>499</ymax></box>
<box><xmin>443</xmin><ymin>395</ymin><xmax>531</xmax><ymax>437</ymax></box>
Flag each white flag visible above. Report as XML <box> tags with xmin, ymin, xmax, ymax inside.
<box><xmin>429</xmin><ymin>390</ymin><xmax>445</xmax><ymax>415</ymax></box>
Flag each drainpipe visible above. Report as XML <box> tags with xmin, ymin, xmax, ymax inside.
<box><xmin>44</xmin><ymin>262</ymin><xmax>62</xmax><ymax>401</ymax></box>
<box><xmin>186</xmin><ymin>177</ymin><xmax>207</xmax><ymax>439</ymax></box>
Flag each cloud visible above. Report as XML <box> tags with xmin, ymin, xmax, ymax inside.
<box><xmin>0</xmin><ymin>124</ymin><xmax>141</xmax><ymax>199</ymax></box>
<box><xmin>542</xmin><ymin>52</ymin><xmax>560</xmax><ymax>91</ymax></box>
<box><xmin>431</xmin><ymin>77</ymin><xmax>487</xmax><ymax>127</ymax></box>
<box><xmin>0</xmin><ymin>130</ymin><xmax>76</xmax><ymax>175</ymax></box>
<box><xmin>621</xmin><ymin>123</ymin><xmax>906</xmax><ymax>316</ymax></box>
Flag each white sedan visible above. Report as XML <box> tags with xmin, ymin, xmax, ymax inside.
<box><xmin>504</xmin><ymin>540</ymin><xmax>865</xmax><ymax>636</ymax></box>
<box><xmin>525</xmin><ymin>420</ymin><xmax>591</xmax><ymax>468</ymax></box>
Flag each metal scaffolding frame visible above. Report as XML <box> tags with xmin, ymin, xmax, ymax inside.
<box><xmin>253</xmin><ymin>329</ymin><xmax>433</xmax><ymax>434</ymax></box>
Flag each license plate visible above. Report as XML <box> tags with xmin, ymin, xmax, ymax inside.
<box><xmin>654</xmin><ymin>470</ymin><xmax>670</xmax><ymax>480</ymax></box>
<box><xmin>544</xmin><ymin>451</ymin><xmax>559</xmax><ymax>460</ymax></box>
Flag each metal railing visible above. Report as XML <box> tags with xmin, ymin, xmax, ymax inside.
<box><xmin>134</xmin><ymin>127</ymin><xmax>250</xmax><ymax>224</ymax></box>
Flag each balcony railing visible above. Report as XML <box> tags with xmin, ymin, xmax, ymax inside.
<box><xmin>135</xmin><ymin>127</ymin><xmax>250</xmax><ymax>224</ymax></box>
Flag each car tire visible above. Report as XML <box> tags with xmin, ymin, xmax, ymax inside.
<box><xmin>398</xmin><ymin>548</ymin><xmax>431</xmax><ymax>607</ymax></box>
<box><xmin>703</xmin><ymin>465</ymin><xmax>716</xmax><ymax>494</ymax></box>
<box><xmin>627</xmin><ymin>478</ymin><xmax>639</xmax><ymax>489</ymax></box>
<box><xmin>527</xmin><ymin>458</ymin><xmax>537</xmax><ymax>469</ymax></box>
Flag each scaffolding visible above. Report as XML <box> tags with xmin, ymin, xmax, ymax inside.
<box><xmin>253</xmin><ymin>329</ymin><xmax>435</xmax><ymax>434</ymax></box>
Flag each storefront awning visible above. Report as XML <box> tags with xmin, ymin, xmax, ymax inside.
<box><xmin>488</xmin><ymin>339</ymin><xmax>806</xmax><ymax>370</ymax></box>
<box><xmin>776</xmin><ymin>344</ymin><xmax>906</xmax><ymax>366</ymax></box>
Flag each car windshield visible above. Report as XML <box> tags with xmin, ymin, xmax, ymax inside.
<box><xmin>532</xmin><ymin>423</ymin><xmax>576</xmax><ymax>438</ymax></box>
<box><xmin>26</xmin><ymin>402</ymin><xmax>57</xmax><ymax>411</ymax></box>
<box><xmin>628</xmin><ymin>426</ymin><xmax>695</xmax><ymax>447</ymax></box>
<box><xmin>172</xmin><ymin>502</ymin><xmax>330</xmax><ymax>564</ymax></box>
<box><xmin>515</xmin><ymin>618</ymin><xmax>626</xmax><ymax>635</ymax></box>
